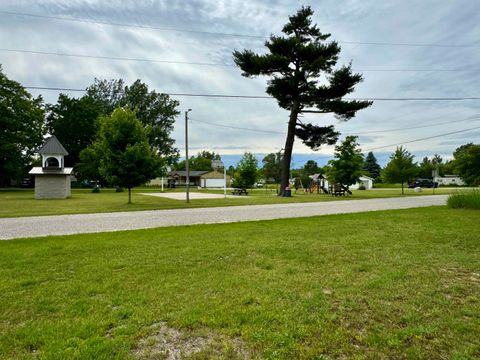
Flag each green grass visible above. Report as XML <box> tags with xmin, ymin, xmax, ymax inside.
<box><xmin>0</xmin><ymin>186</ymin><xmax>462</xmax><ymax>218</ymax></box>
<box><xmin>0</xmin><ymin>207</ymin><xmax>479</xmax><ymax>359</ymax></box>
<box><xmin>448</xmin><ymin>190</ymin><xmax>480</xmax><ymax>209</ymax></box>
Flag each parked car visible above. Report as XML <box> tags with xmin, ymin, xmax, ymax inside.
<box><xmin>408</xmin><ymin>179</ymin><xmax>439</xmax><ymax>188</ymax></box>
<box><xmin>20</xmin><ymin>177</ymin><xmax>34</xmax><ymax>188</ymax></box>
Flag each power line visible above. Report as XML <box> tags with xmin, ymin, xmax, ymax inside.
<box><xmin>363</xmin><ymin>126</ymin><xmax>480</xmax><ymax>151</ymax></box>
<box><xmin>348</xmin><ymin>115</ymin><xmax>480</xmax><ymax>135</ymax></box>
<box><xmin>22</xmin><ymin>86</ymin><xmax>480</xmax><ymax>101</ymax></box>
<box><xmin>2</xmin><ymin>9</ymin><xmax>480</xmax><ymax>48</ymax></box>
<box><xmin>0</xmin><ymin>10</ymin><xmax>263</xmax><ymax>39</ymax></box>
<box><xmin>190</xmin><ymin>118</ymin><xmax>284</xmax><ymax>135</ymax></box>
<box><xmin>3</xmin><ymin>48</ymin><xmax>480</xmax><ymax>73</ymax></box>
<box><xmin>0</xmin><ymin>48</ymin><xmax>233</xmax><ymax>67</ymax></box>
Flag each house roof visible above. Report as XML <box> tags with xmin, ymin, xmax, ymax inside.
<box><xmin>38</xmin><ymin>135</ymin><xmax>69</xmax><ymax>155</ymax></box>
<box><xmin>29</xmin><ymin>167</ymin><xmax>74</xmax><ymax>175</ymax></box>
<box><xmin>168</xmin><ymin>170</ymin><xmax>208</xmax><ymax>177</ymax></box>
<box><xmin>359</xmin><ymin>175</ymin><xmax>374</xmax><ymax>181</ymax></box>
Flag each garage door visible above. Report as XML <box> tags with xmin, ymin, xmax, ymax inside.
<box><xmin>204</xmin><ymin>178</ymin><xmax>225</xmax><ymax>188</ymax></box>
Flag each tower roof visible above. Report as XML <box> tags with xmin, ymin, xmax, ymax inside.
<box><xmin>38</xmin><ymin>135</ymin><xmax>69</xmax><ymax>155</ymax></box>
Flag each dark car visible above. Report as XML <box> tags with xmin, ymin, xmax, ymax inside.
<box><xmin>408</xmin><ymin>179</ymin><xmax>438</xmax><ymax>188</ymax></box>
<box><xmin>20</xmin><ymin>177</ymin><xmax>34</xmax><ymax>188</ymax></box>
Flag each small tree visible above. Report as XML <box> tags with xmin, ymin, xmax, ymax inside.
<box><xmin>83</xmin><ymin>108</ymin><xmax>162</xmax><ymax>203</ymax></box>
<box><xmin>383</xmin><ymin>146</ymin><xmax>417</xmax><ymax>194</ymax></box>
<box><xmin>262</xmin><ymin>152</ymin><xmax>282</xmax><ymax>185</ymax></box>
<box><xmin>363</xmin><ymin>151</ymin><xmax>382</xmax><ymax>181</ymax></box>
<box><xmin>233</xmin><ymin>152</ymin><xmax>258</xmax><ymax>189</ymax></box>
<box><xmin>327</xmin><ymin>136</ymin><xmax>364</xmax><ymax>190</ymax></box>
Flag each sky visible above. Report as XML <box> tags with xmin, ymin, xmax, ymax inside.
<box><xmin>1</xmin><ymin>0</ymin><xmax>480</xmax><ymax>167</ymax></box>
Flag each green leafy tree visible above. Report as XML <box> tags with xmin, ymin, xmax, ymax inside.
<box><xmin>0</xmin><ymin>66</ymin><xmax>45</xmax><ymax>186</ymax></box>
<box><xmin>418</xmin><ymin>156</ymin><xmax>434</xmax><ymax>179</ymax></box>
<box><xmin>233</xmin><ymin>6</ymin><xmax>371</xmax><ymax>195</ymax></box>
<box><xmin>81</xmin><ymin>108</ymin><xmax>163</xmax><ymax>203</ymax></box>
<box><xmin>47</xmin><ymin>94</ymin><xmax>103</xmax><ymax>167</ymax></box>
<box><xmin>262</xmin><ymin>152</ymin><xmax>282</xmax><ymax>184</ymax></box>
<box><xmin>233</xmin><ymin>152</ymin><xmax>258</xmax><ymax>189</ymax></box>
<box><xmin>327</xmin><ymin>136</ymin><xmax>364</xmax><ymax>190</ymax></box>
<box><xmin>176</xmin><ymin>151</ymin><xmax>221</xmax><ymax>171</ymax></box>
<box><xmin>86</xmin><ymin>78</ymin><xmax>180</xmax><ymax>163</ymax></box>
<box><xmin>299</xmin><ymin>160</ymin><xmax>320</xmax><ymax>188</ymax></box>
<box><xmin>363</xmin><ymin>152</ymin><xmax>382</xmax><ymax>181</ymax></box>
<box><xmin>451</xmin><ymin>143</ymin><xmax>480</xmax><ymax>186</ymax></box>
<box><xmin>383</xmin><ymin>146</ymin><xmax>417</xmax><ymax>194</ymax></box>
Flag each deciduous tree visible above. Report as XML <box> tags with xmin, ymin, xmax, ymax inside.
<box><xmin>327</xmin><ymin>136</ymin><xmax>364</xmax><ymax>190</ymax></box>
<box><xmin>451</xmin><ymin>143</ymin><xmax>480</xmax><ymax>186</ymax></box>
<box><xmin>86</xmin><ymin>78</ymin><xmax>180</xmax><ymax>163</ymax></box>
<box><xmin>81</xmin><ymin>108</ymin><xmax>163</xmax><ymax>203</ymax></box>
<box><xmin>233</xmin><ymin>152</ymin><xmax>258</xmax><ymax>189</ymax></box>
<box><xmin>383</xmin><ymin>146</ymin><xmax>417</xmax><ymax>194</ymax></box>
<box><xmin>0</xmin><ymin>66</ymin><xmax>45</xmax><ymax>186</ymax></box>
<box><xmin>233</xmin><ymin>6</ymin><xmax>371</xmax><ymax>195</ymax></box>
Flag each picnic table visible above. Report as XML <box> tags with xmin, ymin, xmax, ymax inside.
<box><xmin>231</xmin><ymin>188</ymin><xmax>248</xmax><ymax>196</ymax></box>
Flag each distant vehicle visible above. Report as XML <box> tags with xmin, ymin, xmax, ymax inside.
<box><xmin>408</xmin><ymin>179</ymin><xmax>439</xmax><ymax>188</ymax></box>
<box><xmin>254</xmin><ymin>182</ymin><xmax>264</xmax><ymax>188</ymax></box>
<box><xmin>20</xmin><ymin>177</ymin><xmax>34</xmax><ymax>188</ymax></box>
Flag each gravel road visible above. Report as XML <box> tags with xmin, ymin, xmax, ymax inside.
<box><xmin>0</xmin><ymin>195</ymin><xmax>448</xmax><ymax>240</ymax></box>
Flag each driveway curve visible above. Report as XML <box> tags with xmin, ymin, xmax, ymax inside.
<box><xmin>0</xmin><ymin>195</ymin><xmax>448</xmax><ymax>240</ymax></box>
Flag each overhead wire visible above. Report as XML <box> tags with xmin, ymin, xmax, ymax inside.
<box><xmin>2</xmin><ymin>47</ymin><xmax>479</xmax><ymax>73</ymax></box>
<box><xmin>22</xmin><ymin>86</ymin><xmax>480</xmax><ymax>101</ymax></box>
<box><xmin>363</xmin><ymin>126</ymin><xmax>480</xmax><ymax>151</ymax></box>
<box><xmin>2</xmin><ymin>9</ymin><xmax>480</xmax><ymax>48</ymax></box>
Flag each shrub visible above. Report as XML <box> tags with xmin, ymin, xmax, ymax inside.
<box><xmin>358</xmin><ymin>184</ymin><xmax>366</xmax><ymax>190</ymax></box>
<box><xmin>447</xmin><ymin>190</ymin><xmax>480</xmax><ymax>209</ymax></box>
<box><xmin>91</xmin><ymin>187</ymin><xmax>100</xmax><ymax>193</ymax></box>
<box><xmin>115</xmin><ymin>187</ymin><xmax>124</xmax><ymax>193</ymax></box>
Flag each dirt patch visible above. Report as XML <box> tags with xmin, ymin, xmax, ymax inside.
<box><xmin>132</xmin><ymin>322</ymin><xmax>250</xmax><ymax>360</ymax></box>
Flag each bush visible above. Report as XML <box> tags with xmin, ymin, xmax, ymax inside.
<box><xmin>91</xmin><ymin>187</ymin><xmax>100</xmax><ymax>193</ymax></box>
<box><xmin>447</xmin><ymin>190</ymin><xmax>480</xmax><ymax>209</ymax></box>
<box><xmin>115</xmin><ymin>187</ymin><xmax>124</xmax><ymax>192</ymax></box>
<box><xmin>358</xmin><ymin>184</ymin><xmax>366</xmax><ymax>190</ymax></box>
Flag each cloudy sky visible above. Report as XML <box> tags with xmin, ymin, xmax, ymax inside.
<box><xmin>1</xmin><ymin>0</ymin><xmax>480</xmax><ymax>166</ymax></box>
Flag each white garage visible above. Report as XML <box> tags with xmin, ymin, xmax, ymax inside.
<box><xmin>203</xmin><ymin>178</ymin><xmax>225</xmax><ymax>188</ymax></box>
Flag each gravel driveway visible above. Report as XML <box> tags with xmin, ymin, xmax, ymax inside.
<box><xmin>0</xmin><ymin>195</ymin><xmax>448</xmax><ymax>240</ymax></box>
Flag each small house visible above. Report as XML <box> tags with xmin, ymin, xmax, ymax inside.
<box><xmin>29</xmin><ymin>136</ymin><xmax>73</xmax><ymax>199</ymax></box>
<box><xmin>434</xmin><ymin>175</ymin><xmax>465</xmax><ymax>186</ymax></box>
<box><xmin>350</xmin><ymin>175</ymin><xmax>374</xmax><ymax>190</ymax></box>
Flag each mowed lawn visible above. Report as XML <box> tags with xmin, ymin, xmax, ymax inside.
<box><xmin>0</xmin><ymin>207</ymin><xmax>479</xmax><ymax>359</ymax></box>
<box><xmin>0</xmin><ymin>187</ymin><xmax>460</xmax><ymax>218</ymax></box>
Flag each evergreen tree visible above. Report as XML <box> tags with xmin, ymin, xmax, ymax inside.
<box><xmin>233</xmin><ymin>6</ymin><xmax>371</xmax><ymax>195</ymax></box>
<box><xmin>363</xmin><ymin>152</ymin><xmax>381</xmax><ymax>181</ymax></box>
<box><xmin>383</xmin><ymin>147</ymin><xmax>417</xmax><ymax>194</ymax></box>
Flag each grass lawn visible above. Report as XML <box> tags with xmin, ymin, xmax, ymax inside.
<box><xmin>0</xmin><ymin>207</ymin><xmax>479</xmax><ymax>359</ymax></box>
<box><xmin>0</xmin><ymin>187</ymin><xmax>462</xmax><ymax>218</ymax></box>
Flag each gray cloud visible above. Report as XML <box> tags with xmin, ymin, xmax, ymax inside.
<box><xmin>1</xmin><ymin>0</ymin><xmax>479</xmax><ymax>164</ymax></box>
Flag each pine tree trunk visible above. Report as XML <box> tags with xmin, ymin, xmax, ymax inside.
<box><xmin>279</xmin><ymin>103</ymin><xmax>299</xmax><ymax>196</ymax></box>
<box><xmin>128</xmin><ymin>188</ymin><xmax>132</xmax><ymax>203</ymax></box>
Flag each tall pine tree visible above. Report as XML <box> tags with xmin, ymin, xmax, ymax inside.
<box><xmin>363</xmin><ymin>151</ymin><xmax>382</xmax><ymax>181</ymax></box>
<box><xmin>233</xmin><ymin>6</ymin><xmax>371</xmax><ymax>195</ymax></box>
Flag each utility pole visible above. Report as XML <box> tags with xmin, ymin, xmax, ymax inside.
<box><xmin>185</xmin><ymin>109</ymin><xmax>192</xmax><ymax>203</ymax></box>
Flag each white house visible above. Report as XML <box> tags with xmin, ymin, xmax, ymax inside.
<box><xmin>434</xmin><ymin>174</ymin><xmax>465</xmax><ymax>186</ymax></box>
<box><xmin>350</xmin><ymin>175</ymin><xmax>374</xmax><ymax>190</ymax></box>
